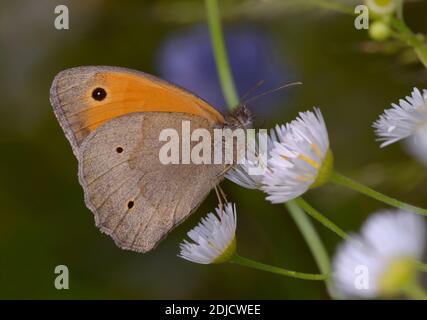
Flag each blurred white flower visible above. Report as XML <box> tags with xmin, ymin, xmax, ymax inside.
<box><xmin>373</xmin><ymin>88</ymin><xmax>427</xmax><ymax>147</ymax></box>
<box><xmin>262</xmin><ymin>108</ymin><xmax>333</xmax><ymax>204</ymax></box>
<box><xmin>179</xmin><ymin>203</ymin><xmax>237</xmax><ymax>264</ymax></box>
<box><xmin>333</xmin><ymin>210</ymin><xmax>426</xmax><ymax>299</ymax></box>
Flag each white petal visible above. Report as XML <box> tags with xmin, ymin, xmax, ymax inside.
<box><xmin>333</xmin><ymin>235</ymin><xmax>385</xmax><ymax>298</ymax></box>
<box><xmin>226</xmin><ymin>132</ymin><xmax>273</xmax><ymax>189</ymax></box>
<box><xmin>405</xmin><ymin>126</ymin><xmax>427</xmax><ymax>166</ymax></box>
<box><xmin>361</xmin><ymin>210</ymin><xmax>426</xmax><ymax>259</ymax></box>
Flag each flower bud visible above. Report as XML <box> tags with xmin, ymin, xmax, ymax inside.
<box><xmin>369</xmin><ymin>20</ymin><xmax>392</xmax><ymax>41</ymax></box>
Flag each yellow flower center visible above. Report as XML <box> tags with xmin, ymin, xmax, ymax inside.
<box><xmin>311</xmin><ymin>150</ymin><xmax>334</xmax><ymax>189</ymax></box>
<box><xmin>379</xmin><ymin>257</ymin><xmax>417</xmax><ymax>297</ymax></box>
<box><xmin>212</xmin><ymin>237</ymin><xmax>237</xmax><ymax>264</ymax></box>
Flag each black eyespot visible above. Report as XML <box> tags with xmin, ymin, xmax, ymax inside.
<box><xmin>116</xmin><ymin>147</ymin><xmax>123</xmax><ymax>153</ymax></box>
<box><xmin>127</xmin><ymin>201</ymin><xmax>134</xmax><ymax>209</ymax></box>
<box><xmin>92</xmin><ymin>87</ymin><xmax>107</xmax><ymax>101</ymax></box>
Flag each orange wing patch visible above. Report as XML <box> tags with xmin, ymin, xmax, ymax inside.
<box><xmin>50</xmin><ymin>66</ymin><xmax>224</xmax><ymax>153</ymax></box>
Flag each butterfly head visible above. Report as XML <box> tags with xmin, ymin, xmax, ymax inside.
<box><xmin>224</xmin><ymin>104</ymin><xmax>254</xmax><ymax>129</ymax></box>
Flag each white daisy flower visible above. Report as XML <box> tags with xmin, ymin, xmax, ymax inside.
<box><xmin>262</xmin><ymin>108</ymin><xmax>333</xmax><ymax>204</ymax></box>
<box><xmin>373</xmin><ymin>88</ymin><xmax>427</xmax><ymax>148</ymax></box>
<box><xmin>178</xmin><ymin>203</ymin><xmax>237</xmax><ymax>264</ymax></box>
<box><xmin>333</xmin><ymin>210</ymin><xmax>426</xmax><ymax>299</ymax></box>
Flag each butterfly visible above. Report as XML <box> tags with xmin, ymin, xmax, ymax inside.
<box><xmin>50</xmin><ymin>66</ymin><xmax>252</xmax><ymax>253</ymax></box>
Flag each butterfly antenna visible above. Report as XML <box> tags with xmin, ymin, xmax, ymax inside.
<box><xmin>214</xmin><ymin>185</ymin><xmax>224</xmax><ymax>214</ymax></box>
<box><xmin>242</xmin><ymin>81</ymin><xmax>303</xmax><ymax>105</ymax></box>
<box><xmin>240</xmin><ymin>80</ymin><xmax>266</xmax><ymax>102</ymax></box>
<box><xmin>218</xmin><ymin>185</ymin><xmax>228</xmax><ymax>204</ymax></box>
<box><xmin>217</xmin><ymin>164</ymin><xmax>233</xmax><ymax>178</ymax></box>
<box><xmin>214</xmin><ymin>184</ymin><xmax>229</xmax><ymax>216</ymax></box>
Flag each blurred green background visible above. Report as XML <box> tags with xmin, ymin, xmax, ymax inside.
<box><xmin>0</xmin><ymin>0</ymin><xmax>426</xmax><ymax>299</ymax></box>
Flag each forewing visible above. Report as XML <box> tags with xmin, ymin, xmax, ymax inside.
<box><xmin>50</xmin><ymin>66</ymin><xmax>224</xmax><ymax>156</ymax></box>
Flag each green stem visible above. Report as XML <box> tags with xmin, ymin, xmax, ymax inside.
<box><xmin>401</xmin><ymin>281</ymin><xmax>427</xmax><ymax>300</ymax></box>
<box><xmin>295</xmin><ymin>198</ymin><xmax>349</xmax><ymax>240</ymax></box>
<box><xmin>205</xmin><ymin>0</ymin><xmax>338</xmax><ymax>298</ymax></box>
<box><xmin>390</xmin><ymin>17</ymin><xmax>427</xmax><ymax>68</ymax></box>
<box><xmin>285</xmin><ymin>200</ymin><xmax>340</xmax><ymax>298</ymax></box>
<box><xmin>330</xmin><ymin>171</ymin><xmax>427</xmax><ymax>217</ymax></box>
<box><xmin>416</xmin><ymin>261</ymin><xmax>427</xmax><ymax>273</ymax></box>
<box><xmin>230</xmin><ymin>254</ymin><xmax>328</xmax><ymax>281</ymax></box>
<box><xmin>205</xmin><ymin>0</ymin><xmax>239</xmax><ymax>109</ymax></box>
<box><xmin>396</xmin><ymin>0</ymin><xmax>404</xmax><ymax>21</ymax></box>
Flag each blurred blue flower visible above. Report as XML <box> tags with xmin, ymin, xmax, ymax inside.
<box><xmin>157</xmin><ymin>26</ymin><xmax>295</xmax><ymax>116</ymax></box>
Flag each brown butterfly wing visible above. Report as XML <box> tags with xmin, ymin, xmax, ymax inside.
<box><xmin>78</xmin><ymin>112</ymin><xmax>226</xmax><ymax>253</ymax></box>
<box><xmin>50</xmin><ymin>66</ymin><xmax>225</xmax><ymax>156</ymax></box>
